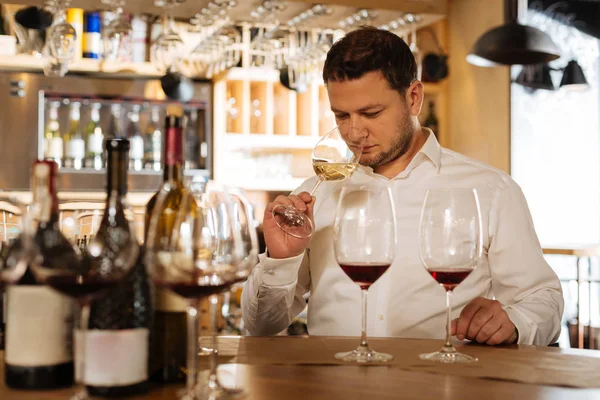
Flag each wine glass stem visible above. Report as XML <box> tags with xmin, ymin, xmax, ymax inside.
<box><xmin>444</xmin><ymin>290</ymin><xmax>455</xmax><ymax>351</ymax></box>
<box><xmin>75</xmin><ymin>301</ymin><xmax>91</xmax><ymax>398</ymax></box>
<box><xmin>208</xmin><ymin>294</ymin><xmax>220</xmax><ymax>388</ymax></box>
<box><xmin>360</xmin><ymin>289</ymin><xmax>368</xmax><ymax>348</ymax></box>
<box><xmin>309</xmin><ymin>177</ymin><xmax>323</xmax><ymax>196</ymax></box>
<box><xmin>186</xmin><ymin>300</ymin><xmax>200</xmax><ymax>394</ymax></box>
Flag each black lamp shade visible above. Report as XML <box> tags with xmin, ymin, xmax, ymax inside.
<box><xmin>515</xmin><ymin>64</ymin><xmax>555</xmax><ymax>91</ymax></box>
<box><xmin>467</xmin><ymin>22</ymin><xmax>561</xmax><ymax>66</ymax></box>
<box><xmin>560</xmin><ymin>60</ymin><xmax>588</xmax><ymax>90</ymax></box>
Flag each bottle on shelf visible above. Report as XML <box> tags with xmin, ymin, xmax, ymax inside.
<box><xmin>146</xmin><ymin>112</ymin><xmax>190</xmax><ymax>383</ymax></box>
<box><xmin>108</xmin><ymin>103</ymin><xmax>123</xmax><ymax>139</ymax></box>
<box><xmin>5</xmin><ymin>160</ymin><xmax>75</xmax><ymax>390</ymax></box>
<box><xmin>44</xmin><ymin>101</ymin><xmax>63</xmax><ymax>168</ymax></box>
<box><xmin>85</xmin><ymin>138</ymin><xmax>152</xmax><ymax>397</ymax></box>
<box><xmin>127</xmin><ymin>104</ymin><xmax>145</xmax><ymax>171</ymax></box>
<box><xmin>144</xmin><ymin>105</ymin><xmax>162</xmax><ymax>172</ymax></box>
<box><xmin>424</xmin><ymin>100</ymin><xmax>439</xmax><ymax>138</ymax></box>
<box><xmin>66</xmin><ymin>8</ymin><xmax>84</xmax><ymax>61</ymax></box>
<box><xmin>184</xmin><ymin>110</ymin><xmax>199</xmax><ymax>170</ymax></box>
<box><xmin>82</xmin><ymin>11</ymin><xmax>101</xmax><ymax>59</ymax></box>
<box><xmin>63</xmin><ymin>101</ymin><xmax>85</xmax><ymax>170</ymax></box>
<box><xmin>84</xmin><ymin>102</ymin><xmax>104</xmax><ymax>170</ymax></box>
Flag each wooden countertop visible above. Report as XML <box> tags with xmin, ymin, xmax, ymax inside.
<box><xmin>2</xmin><ymin>336</ymin><xmax>600</xmax><ymax>399</ymax></box>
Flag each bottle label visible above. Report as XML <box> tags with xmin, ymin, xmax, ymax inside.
<box><xmin>75</xmin><ymin>328</ymin><xmax>149</xmax><ymax>386</ymax></box>
<box><xmin>5</xmin><ymin>286</ymin><xmax>73</xmax><ymax>367</ymax></box>
<box><xmin>66</xmin><ymin>138</ymin><xmax>85</xmax><ymax>159</ymax></box>
<box><xmin>87</xmin><ymin>130</ymin><xmax>104</xmax><ymax>155</ymax></box>
<box><xmin>166</xmin><ymin>127</ymin><xmax>183</xmax><ymax>166</ymax></box>
<box><xmin>130</xmin><ymin>136</ymin><xmax>145</xmax><ymax>160</ymax></box>
<box><xmin>46</xmin><ymin>137</ymin><xmax>64</xmax><ymax>160</ymax></box>
<box><xmin>83</xmin><ymin>32</ymin><xmax>101</xmax><ymax>59</ymax></box>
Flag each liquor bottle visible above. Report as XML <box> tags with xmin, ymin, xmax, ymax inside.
<box><xmin>108</xmin><ymin>103</ymin><xmax>123</xmax><ymax>139</ymax></box>
<box><xmin>63</xmin><ymin>101</ymin><xmax>85</xmax><ymax>170</ymax></box>
<box><xmin>85</xmin><ymin>138</ymin><xmax>153</xmax><ymax>397</ymax></box>
<box><xmin>5</xmin><ymin>160</ymin><xmax>74</xmax><ymax>389</ymax></box>
<box><xmin>127</xmin><ymin>104</ymin><xmax>145</xmax><ymax>171</ymax></box>
<box><xmin>144</xmin><ymin>105</ymin><xmax>162</xmax><ymax>172</ymax></box>
<box><xmin>184</xmin><ymin>110</ymin><xmax>199</xmax><ymax>170</ymax></box>
<box><xmin>146</xmin><ymin>114</ymin><xmax>190</xmax><ymax>383</ymax></box>
<box><xmin>44</xmin><ymin>101</ymin><xmax>63</xmax><ymax>167</ymax></box>
<box><xmin>424</xmin><ymin>101</ymin><xmax>439</xmax><ymax>139</ymax></box>
<box><xmin>84</xmin><ymin>103</ymin><xmax>104</xmax><ymax>170</ymax></box>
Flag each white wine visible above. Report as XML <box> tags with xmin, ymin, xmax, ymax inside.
<box><xmin>313</xmin><ymin>161</ymin><xmax>357</xmax><ymax>181</ymax></box>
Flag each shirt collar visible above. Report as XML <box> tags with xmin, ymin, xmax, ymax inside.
<box><xmin>358</xmin><ymin>127</ymin><xmax>442</xmax><ymax>178</ymax></box>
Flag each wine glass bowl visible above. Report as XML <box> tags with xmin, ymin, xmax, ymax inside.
<box><xmin>418</xmin><ymin>188</ymin><xmax>483</xmax><ymax>364</ymax></box>
<box><xmin>333</xmin><ymin>183</ymin><xmax>396</xmax><ymax>363</ymax></box>
<box><xmin>271</xmin><ymin>124</ymin><xmax>365</xmax><ymax>239</ymax></box>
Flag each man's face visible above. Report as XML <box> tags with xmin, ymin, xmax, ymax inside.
<box><xmin>327</xmin><ymin>71</ymin><xmax>421</xmax><ymax>168</ymax></box>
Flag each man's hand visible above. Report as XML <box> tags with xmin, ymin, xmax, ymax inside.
<box><xmin>263</xmin><ymin>192</ymin><xmax>314</xmax><ymax>260</ymax></box>
<box><xmin>451</xmin><ymin>297</ymin><xmax>518</xmax><ymax>345</ymax></box>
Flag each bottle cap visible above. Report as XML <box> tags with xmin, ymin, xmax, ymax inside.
<box><xmin>106</xmin><ymin>137</ymin><xmax>130</xmax><ymax>152</ymax></box>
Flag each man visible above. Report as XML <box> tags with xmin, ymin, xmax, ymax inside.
<box><xmin>242</xmin><ymin>27</ymin><xmax>563</xmax><ymax>346</ymax></box>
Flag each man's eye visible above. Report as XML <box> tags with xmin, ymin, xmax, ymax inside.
<box><xmin>364</xmin><ymin>111</ymin><xmax>381</xmax><ymax>118</ymax></box>
<box><xmin>335</xmin><ymin>114</ymin><xmax>349</xmax><ymax>120</ymax></box>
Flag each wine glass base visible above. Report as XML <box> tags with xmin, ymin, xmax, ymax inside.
<box><xmin>419</xmin><ymin>350</ymin><xmax>478</xmax><ymax>364</ymax></box>
<box><xmin>334</xmin><ymin>348</ymin><xmax>394</xmax><ymax>363</ymax></box>
<box><xmin>272</xmin><ymin>206</ymin><xmax>313</xmax><ymax>239</ymax></box>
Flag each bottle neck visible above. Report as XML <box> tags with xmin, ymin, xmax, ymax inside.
<box><xmin>163</xmin><ymin>125</ymin><xmax>184</xmax><ymax>183</ymax></box>
<box><xmin>32</xmin><ymin>163</ymin><xmax>59</xmax><ymax>224</ymax></box>
<box><xmin>106</xmin><ymin>149</ymin><xmax>129</xmax><ymax>196</ymax></box>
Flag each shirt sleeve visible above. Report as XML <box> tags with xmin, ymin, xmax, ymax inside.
<box><xmin>241</xmin><ymin>251</ymin><xmax>311</xmax><ymax>336</ymax></box>
<box><xmin>488</xmin><ymin>178</ymin><xmax>564</xmax><ymax>345</ymax></box>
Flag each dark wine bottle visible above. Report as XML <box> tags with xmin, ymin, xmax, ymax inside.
<box><xmin>147</xmin><ymin>113</ymin><xmax>189</xmax><ymax>383</ymax></box>
<box><xmin>5</xmin><ymin>160</ymin><xmax>74</xmax><ymax>389</ymax></box>
<box><xmin>84</xmin><ymin>138</ymin><xmax>153</xmax><ymax>397</ymax></box>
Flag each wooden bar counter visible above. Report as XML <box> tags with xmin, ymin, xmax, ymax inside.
<box><xmin>2</xmin><ymin>336</ymin><xmax>600</xmax><ymax>399</ymax></box>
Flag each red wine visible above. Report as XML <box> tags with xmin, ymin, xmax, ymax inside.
<box><xmin>156</xmin><ymin>279</ymin><xmax>243</xmax><ymax>299</ymax></box>
<box><xmin>429</xmin><ymin>268</ymin><xmax>473</xmax><ymax>291</ymax></box>
<box><xmin>339</xmin><ymin>263</ymin><xmax>391</xmax><ymax>290</ymax></box>
<box><xmin>45</xmin><ymin>275</ymin><xmax>117</xmax><ymax>299</ymax></box>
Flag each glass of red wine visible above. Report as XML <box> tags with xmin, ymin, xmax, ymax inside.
<box><xmin>333</xmin><ymin>183</ymin><xmax>397</xmax><ymax>363</ymax></box>
<box><xmin>146</xmin><ymin>184</ymin><xmax>251</xmax><ymax>400</ymax></box>
<box><xmin>418</xmin><ymin>188</ymin><xmax>483</xmax><ymax>364</ymax></box>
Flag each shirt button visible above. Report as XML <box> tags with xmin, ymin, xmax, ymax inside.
<box><xmin>378</xmin><ymin>314</ymin><xmax>384</xmax><ymax>321</ymax></box>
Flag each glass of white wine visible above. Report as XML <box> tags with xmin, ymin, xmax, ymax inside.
<box><xmin>272</xmin><ymin>124</ymin><xmax>365</xmax><ymax>238</ymax></box>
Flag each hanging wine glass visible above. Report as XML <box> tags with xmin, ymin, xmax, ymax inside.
<box><xmin>41</xmin><ymin>0</ymin><xmax>76</xmax><ymax>76</ymax></box>
<box><xmin>151</xmin><ymin>0</ymin><xmax>185</xmax><ymax>72</ymax></box>
<box><xmin>101</xmin><ymin>0</ymin><xmax>132</xmax><ymax>62</ymax></box>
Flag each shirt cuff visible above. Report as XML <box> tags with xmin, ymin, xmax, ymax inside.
<box><xmin>503</xmin><ymin>305</ymin><xmax>530</xmax><ymax>345</ymax></box>
<box><xmin>261</xmin><ymin>252</ymin><xmax>305</xmax><ymax>286</ymax></box>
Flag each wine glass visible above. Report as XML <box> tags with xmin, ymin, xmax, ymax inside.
<box><xmin>195</xmin><ymin>182</ymin><xmax>258</xmax><ymax>399</ymax></box>
<box><xmin>146</xmin><ymin>185</ymin><xmax>249</xmax><ymax>400</ymax></box>
<box><xmin>101</xmin><ymin>0</ymin><xmax>132</xmax><ymax>62</ymax></box>
<box><xmin>333</xmin><ymin>183</ymin><xmax>397</xmax><ymax>362</ymax></box>
<box><xmin>151</xmin><ymin>0</ymin><xmax>184</xmax><ymax>72</ymax></box>
<box><xmin>29</xmin><ymin>163</ymin><xmax>140</xmax><ymax>399</ymax></box>
<box><xmin>418</xmin><ymin>188</ymin><xmax>483</xmax><ymax>364</ymax></box>
<box><xmin>0</xmin><ymin>198</ymin><xmax>35</xmax><ymax>286</ymax></box>
<box><xmin>272</xmin><ymin>124</ymin><xmax>365</xmax><ymax>239</ymax></box>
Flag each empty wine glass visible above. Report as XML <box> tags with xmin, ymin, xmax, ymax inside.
<box><xmin>146</xmin><ymin>184</ymin><xmax>249</xmax><ymax>399</ymax></box>
<box><xmin>418</xmin><ymin>188</ymin><xmax>483</xmax><ymax>364</ymax></box>
<box><xmin>272</xmin><ymin>124</ymin><xmax>365</xmax><ymax>238</ymax></box>
<box><xmin>101</xmin><ymin>0</ymin><xmax>132</xmax><ymax>61</ymax></box>
<box><xmin>151</xmin><ymin>0</ymin><xmax>184</xmax><ymax>72</ymax></box>
<box><xmin>333</xmin><ymin>183</ymin><xmax>396</xmax><ymax>362</ymax></box>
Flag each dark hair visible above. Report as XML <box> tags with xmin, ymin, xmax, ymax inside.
<box><xmin>323</xmin><ymin>26</ymin><xmax>417</xmax><ymax>94</ymax></box>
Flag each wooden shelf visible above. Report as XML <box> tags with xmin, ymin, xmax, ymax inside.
<box><xmin>0</xmin><ymin>54</ymin><xmax>162</xmax><ymax>78</ymax></box>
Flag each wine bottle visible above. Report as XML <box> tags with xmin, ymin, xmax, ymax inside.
<box><xmin>84</xmin><ymin>102</ymin><xmax>104</xmax><ymax>170</ymax></box>
<box><xmin>127</xmin><ymin>104</ymin><xmax>145</xmax><ymax>172</ymax></box>
<box><xmin>144</xmin><ymin>105</ymin><xmax>162</xmax><ymax>172</ymax></box>
<box><xmin>44</xmin><ymin>101</ymin><xmax>63</xmax><ymax>168</ymax></box>
<box><xmin>5</xmin><ymin>160</ymin><xmax>74</xmax><ymax>389</ymax></box>
<box><xmin>64</xmin><ymin>101</ymin><xmax>85</xmax><ymax>170</ymax></box>
<box><xmin>84</xmin><ymin>138</ymin><xmax>153</xmax><ymax>397</ymax></box>
<box><xmin>146</xmin><ymin>114</ymin><xmax>189</xmax><ymax>383</ymax></box>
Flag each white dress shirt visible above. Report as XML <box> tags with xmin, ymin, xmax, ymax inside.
<box><xmin>242</xmin><ymin>130</ymin><xmax>564</xmax><ymax>345</ymax></box>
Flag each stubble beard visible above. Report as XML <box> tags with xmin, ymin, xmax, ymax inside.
<box><xmin>361</xmin><ymin>106</ymin><xmax>415</xmax><ymax>169</ymax></box>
